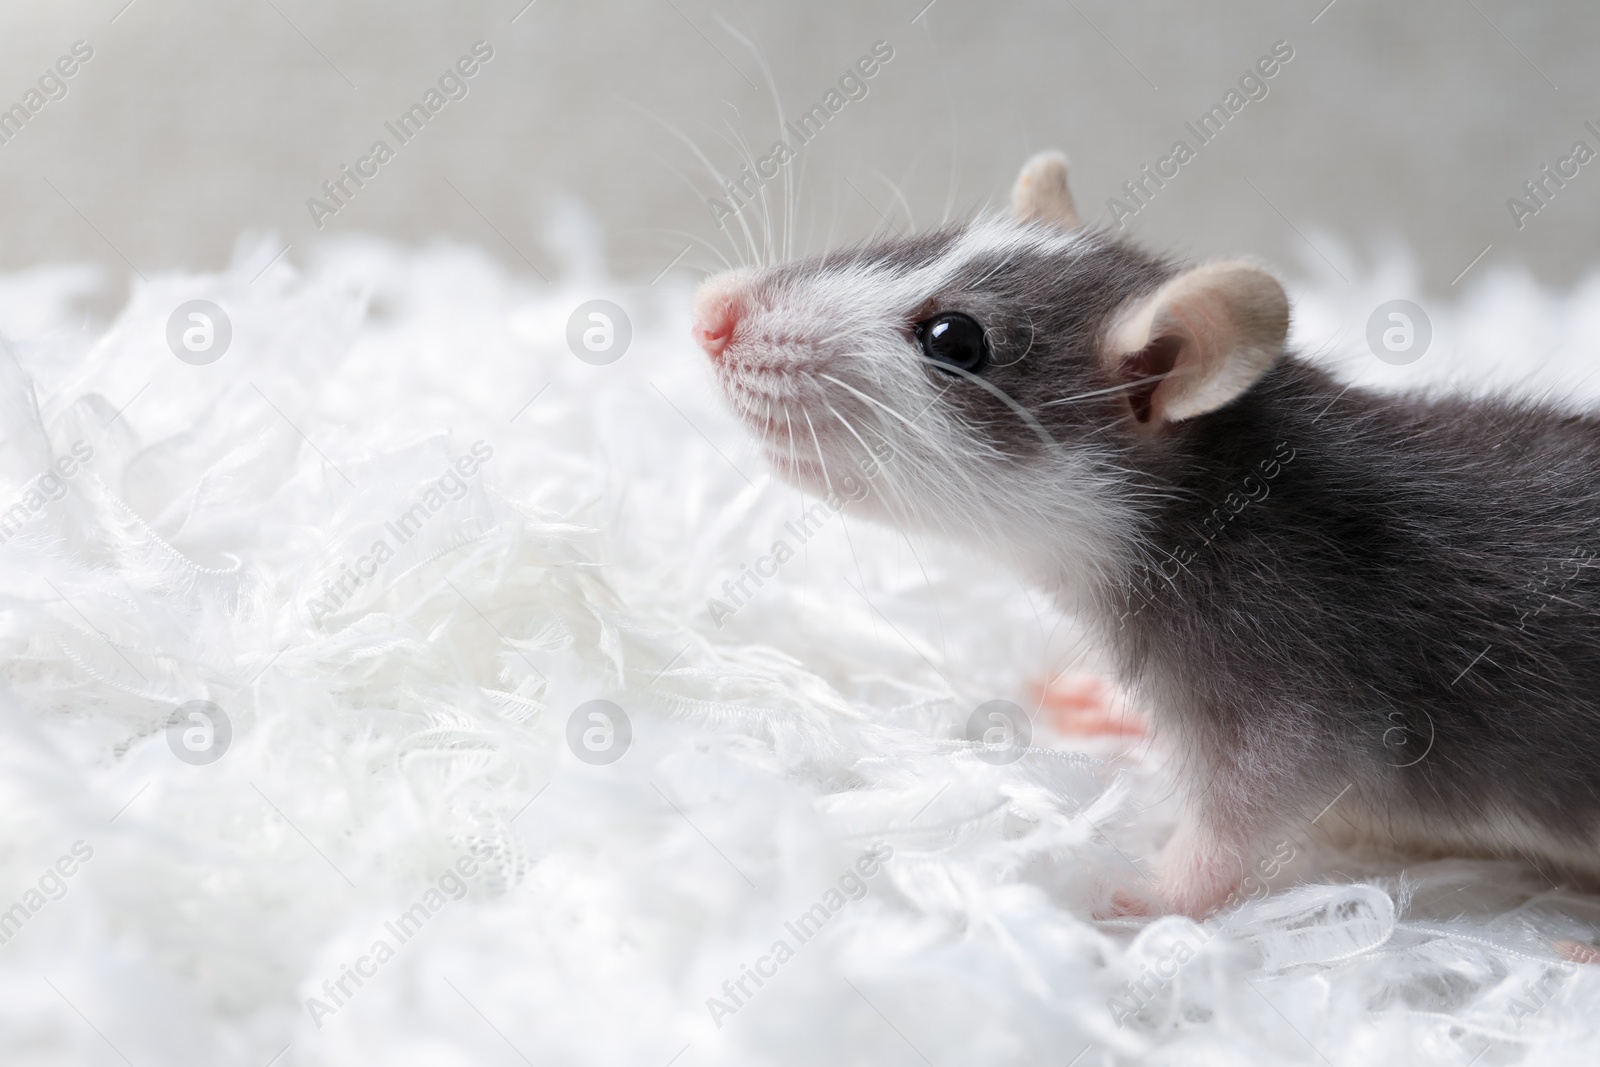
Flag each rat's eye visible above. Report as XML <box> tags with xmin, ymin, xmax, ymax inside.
<box><xmin>915</xmin><ymin>312</ymin><xmax>988</xmax><ymax>375</ymax></box>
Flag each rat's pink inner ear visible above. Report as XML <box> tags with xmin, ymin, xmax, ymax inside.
<box><xmin>1121</xmin><ymin>335</ymin><xmax>1184</xmax><ymax>424</ymax></box>
<box><xmin>1106</xmin><ymin>262</ymin><xmax>1289</xmax><ymax>427</ymax></box>
<box><xmin>1011</xmin><ymin>150</ymin><xmax>1081</xmax><ymax>230</ymax></box>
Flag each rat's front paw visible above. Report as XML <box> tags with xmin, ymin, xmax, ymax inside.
<box><xmin>1033</xmin><ymin>673</ymin><xmax>1147</xmax><ymax>737</ymax></box>
<box><xmin>1555</xmin><ymin>939</ymin><xmax>1600</xmax><ymax>965</ymax></box>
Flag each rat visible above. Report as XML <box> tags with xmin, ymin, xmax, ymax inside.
<box><xmin>689</xmin><ymin>150</ymin><xmax>1600</xmax><ymax>919</ymax></box>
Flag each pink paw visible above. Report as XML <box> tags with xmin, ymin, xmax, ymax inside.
<box><xmin>1107</xmin><ymin>888</ymin><xmax>1155</xmax><ymax>918</ymax></box>
<box><xmin>1033</xmin><ymin>673</ymin><xmax>1147</xmax><ymax>737</ymax></box>
<box><xmin>1555</xmin><ymin>939</ymin><xmax>1600</xmax><ymax>965</ymax></box>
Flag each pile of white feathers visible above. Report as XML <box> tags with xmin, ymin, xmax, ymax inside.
<box><xmin>0</xmin><ymin>212</ymin><xmax>1596</xmax><ymax>1066</ymax></box>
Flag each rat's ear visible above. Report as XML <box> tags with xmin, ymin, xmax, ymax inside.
<box><xmin>1105</xmin><ymin>261</ymin><xmax>1289</xmax><ymax>426</ymax></box>
<box><xmin>1011</xmin><ymin>150</ymin><xmax>1080</xmax><ymax>229</ymax></box>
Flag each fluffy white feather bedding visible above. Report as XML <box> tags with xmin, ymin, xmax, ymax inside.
<box><xmin>0</xmin><ymin>220</ymin><xmax>1597</xmax><ymax>1066</ymax></box>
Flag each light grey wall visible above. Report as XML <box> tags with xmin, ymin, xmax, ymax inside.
<box><xmin>0</xmin><ymin>0</ymin><xmax>1594</xmax><ymax>302</ymax></box>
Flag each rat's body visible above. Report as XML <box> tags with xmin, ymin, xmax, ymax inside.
<box><xmin>692</xmin><ymin>151</ymin><xmax>1600</xmax><ymax>915</ymax></box>
<box><xmin>1115</xmin><ymin>357</ymin><xmax>1600</xmax><ymax>906</ymax></box>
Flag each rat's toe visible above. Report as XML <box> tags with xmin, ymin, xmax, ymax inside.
<box><xmin>1034</xmin><ymin>673</ymin><xmax>1147</xmax><ymax>736</ymax></box>
<box><xmin>1555</xmin><ymin>939</ymin><xmax>1600</xmax><ymax>965</ymax></box>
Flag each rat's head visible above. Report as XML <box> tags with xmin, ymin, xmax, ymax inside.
<box><xmin>692</xmin><ymin>152</ymin><xmax>1290</xmax><ymax>568</ymax></box>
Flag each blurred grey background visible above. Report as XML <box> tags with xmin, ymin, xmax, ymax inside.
<box><xmin>0</xmin><ymin>0</ymin><xmax>1594</xmax><ymax>302</ymax></box>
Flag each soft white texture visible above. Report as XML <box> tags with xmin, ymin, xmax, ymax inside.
<box><xmin>0</xmin><ymin>220</ymin><xmax>1595</xmax><ymax>1066</ymax></box>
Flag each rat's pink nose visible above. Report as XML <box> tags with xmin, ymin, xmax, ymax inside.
<box><xmin>691</xmin><ymin>277</ymin><xmax>747</xmax><ymax>359</ymax></box>
<box><xmin>693</xmin><ymin>313</ymin><xmax>734</xmax><ymax>358</ymax></box>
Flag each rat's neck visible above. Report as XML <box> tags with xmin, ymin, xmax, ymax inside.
<box><xmin>1072</xmin><ymin>356</ymin><xmax>1352</xmax><ymax>647</ymax></box>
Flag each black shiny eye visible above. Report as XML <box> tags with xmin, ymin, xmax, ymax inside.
<box><xmin>915</xmin><ymin>312</ymin><xmax>988</xmax><ymax>375</ymax></box>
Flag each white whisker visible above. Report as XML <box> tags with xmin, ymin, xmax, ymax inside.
<box><xmin>1042</xmin><ymin>373</ymin><xmax>1171</xmax><ymax>408</ymax></box>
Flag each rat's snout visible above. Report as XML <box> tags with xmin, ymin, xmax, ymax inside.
<box><xmin>691</xmin><ymin>273</ymin><xmax>751</xmax><ymax>359</ymax></box>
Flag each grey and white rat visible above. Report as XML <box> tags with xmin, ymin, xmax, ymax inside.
<box><xmin>690</xmin><ymin>151</ymin><xmax>1600</xmax><ymax>918</ymax></box>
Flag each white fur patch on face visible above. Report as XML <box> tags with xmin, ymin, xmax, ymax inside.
<box><xmin>696</xmin><ymin>217</ymin><xmax>1137</xmax><ymax>606</ymax></box>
